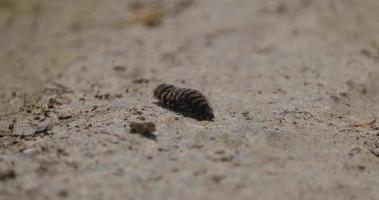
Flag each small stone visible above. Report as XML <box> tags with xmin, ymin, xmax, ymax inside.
<box><xmin>8</xmin><ymin>118</ymin><xmax>16</xmax><ymax>131</ymax></box>
<box><xmin>14</xmin><ymin>123</ymin><xmax>35</xmax><ymax>136</ymax></box>
<box><xmin>207</xmin><ymin>149</ymin><xmax>235</xmax><ymax>162</ymax></box>
<box><xmin>57</xmin><ymin>190</ymin><xmax>68</xmax><ymax>198</ymax></box>
<box><xmin>131</xmin><ymin>5</ymin><xmax>165</xmax><ymax>27</ymax></box>
<box><xmin>129</xmin><ymin>122</ymin><xmax>156</xmax><ymax>140</ymax></box>
<box><xmin>214</xmin><ymin>150</ymin><xmax>226</xmax><ymax>155</ymax></box>
<box><xmin>20</xmin><ymin>147</ymin><xmax>39</xmax><ymax>156</ymax></box>
<box><xmin>35</xmin><ymin>120</ymin><xmax>53</xmax><ymax>134</ymax></box>
<box><xmin>113</xmin><ymin>66</ymin><xmax>126</xmax><ymax>72</ymax></box>
<box><xmin>210</xmin><ymin>174</ymin><xmax>224</xmax><ymax>183</ymax></box>
<box><xmin>369</xmin><ymin>148</ymin><xmax>379</xmax><ymax>157</ymax></box>
<box><xmin>357</xmin><ymin>165</ymin><xmax>366</xmax><ymax>171</ymax></box>
<box><xmin>48</xmin><ymin>98</ymin><xmax>61</xmax><ymax>108</ymax></box>
<box><xmin>133</xmin><ymin>78</ymin><xmax>149</xmax><ymax>84</ymax></box>
<box><xmin>157</xmin><ymin>147</ymin><xmax>169</xmax><ymax>152</ymax></box>
<box><xmin>58</xmin><ymin>114</ymin><xmax>72</xmax><ymax>120</ymax></box>
<box><xmin>349</xmin><ymin>147</ymin><xmax>362</xmax><ymax>156</ymax></box>
<box><xmin>91</xmin><ymin>105</ymin><xmax>99</xmax><ymax>111</ymax></box>
<box><xmin>107</xmin><ymin>136</ymin><xmax>120</xmax><ymax>144</ymax></box>
<box><xmin>137</xmin><ymin>116</ymin><xmax>146</xmax><ymax>121</ymax></box>
<box><xmin>0</xmin><ymin>169</ymin><xmax>16</xmax><ymax>181</ymax></box>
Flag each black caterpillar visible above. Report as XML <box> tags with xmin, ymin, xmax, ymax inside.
<box><xmin>153</xmin><ymin>84</ymin><xmax>214</xmax><ymax>121</ymax></box>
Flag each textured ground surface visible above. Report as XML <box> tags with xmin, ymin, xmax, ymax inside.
<box><xmin>1</xmin><ymin>0</ymin><xmax>379</xmax><ymax>199</ymax></box>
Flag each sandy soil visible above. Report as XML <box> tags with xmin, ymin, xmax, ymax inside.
<box><xmin>1</xmin><ymin>0</ymin><xmax>379</xmax><ymax>199</ymax></box>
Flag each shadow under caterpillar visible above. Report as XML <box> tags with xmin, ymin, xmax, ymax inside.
<box><xmin>153</xmin><ymin>84</ymin><xmax>214</xmax><ymax>121</ymax></box>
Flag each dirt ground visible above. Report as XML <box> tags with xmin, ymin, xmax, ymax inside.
<box><xmin>1</xmin><ymin>0</ymin><xmax>379</xmax><ymax>199</ymax></box>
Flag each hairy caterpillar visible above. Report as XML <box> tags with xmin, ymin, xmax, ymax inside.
<box><xmin>153</xmin><ymin>84</ymin><xmax>214</xmax><ymax>121</ymax></box>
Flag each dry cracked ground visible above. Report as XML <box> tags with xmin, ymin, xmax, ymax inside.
<box><xmin>1</xmin><ymin>0</ymin><xmax>379</xmax><ymax>199</ymax></box>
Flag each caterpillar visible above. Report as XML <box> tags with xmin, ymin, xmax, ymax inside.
<box><xmin>153</xmin><ymin>84</ymin><xmax>214</xmax><ymax>121</ymax></box>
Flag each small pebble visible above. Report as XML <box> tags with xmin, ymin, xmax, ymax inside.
<box><xmin>0</xmin><ymin>169</ymin><xmax>16</xmax><ymax>181</ymax></box>
<box><xmin>370</xmin><ymin>148</ymin><xmax>379</xmax><ymax>157</ymax></box>
<box><xmin>129</xmin><ymin>122</ymin><xmax>156</xmax><ymax>140</ymax></box>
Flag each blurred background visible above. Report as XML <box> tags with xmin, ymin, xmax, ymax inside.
<box><xmin>1</xmin><ymin>0</ymin><xmax>379</xmax><ymax>199</ymax></box>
